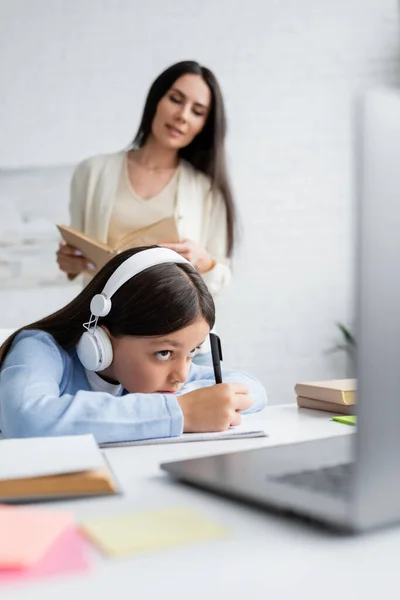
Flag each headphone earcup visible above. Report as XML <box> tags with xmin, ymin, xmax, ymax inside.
<box><xmin>93</xmin><ymin>328</ymin><xmax>113</xmax><ymax>371</ymax></box>
<box><xmin>76</xmin><ymin>328</ymin><xmax>113</xmax><ymax>371</ymax></box>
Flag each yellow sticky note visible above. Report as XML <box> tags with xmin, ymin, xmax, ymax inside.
<box><xmin>80</xmin><ymin>507</ymin><xmax>228</xmax><ymax>557</ymax></box>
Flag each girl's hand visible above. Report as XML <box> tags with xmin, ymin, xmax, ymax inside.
<box><xmin>56</xmin><ymin>242</ymin><xmax>95</xmax><ymax>275</ymax></box>
<box><xmin>178</xmin><ymin>383</ymin><xmax>253</xmax><ymax>432</ymax></box>
<box><xmin>161</xmin><ymin>239</ymin><xmax>215</xmax><ymax>274</ymax></box>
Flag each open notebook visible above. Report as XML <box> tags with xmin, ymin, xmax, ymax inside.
<box><xmin>100</xmin><ymin>424</ymin><xmax>268</xmax><ymax>448</ymax></box>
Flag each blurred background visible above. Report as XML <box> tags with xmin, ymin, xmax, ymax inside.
<box><xmin>0</xmin><ymin>0</ymin><xmax>398</xmax><ymax>403</ymax></box>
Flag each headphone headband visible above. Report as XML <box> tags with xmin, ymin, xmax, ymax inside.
<box><xmin>90</xmin><ymin>247</ymin><xmax>191</xmax><ymax>317</ymax></box>
<box><xmin>77</xmin><ymin>247</ymin><xmax>193</xmax><ymax>371</ymax></box>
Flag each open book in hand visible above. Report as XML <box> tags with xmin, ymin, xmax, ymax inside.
<box><xmin>57</xmin><ymin>216</ymin><xmax>179</xmax><ymax>271</ymax></box>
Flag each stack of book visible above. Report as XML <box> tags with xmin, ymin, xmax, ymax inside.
<box><xmin>295</xmin><ymin>379</ymin><xmax>356</xmax><ymax>415</ymax></box>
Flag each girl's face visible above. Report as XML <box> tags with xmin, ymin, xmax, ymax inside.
<box><xmin>151</xmin><ymin>74</ymin><xmax>211</xmax><ymax>150</ymax></box>
<box><xmin>100</xmin><ymin>317</ymin><xmax>210</xmax><ymax>394</ymax></box>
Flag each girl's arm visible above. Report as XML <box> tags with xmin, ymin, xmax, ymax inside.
<box><xmin>0</xmin><ymin>332</ymin><xmax>183</xmax><ymax>444</ymax></box>
<box><xmin>181</xmin><ymin>362</ymin><xmax>267</xmax><ymax>414</ymax></box>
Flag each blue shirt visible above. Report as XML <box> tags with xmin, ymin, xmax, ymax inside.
<box><xmin>0</xmin><ymin>330</ymin><xmax>267</xmax><ymax>444</ymax></box>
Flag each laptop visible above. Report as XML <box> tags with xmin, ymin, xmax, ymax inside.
<box><xmin>161</xmin><ymin>88</ymin><xmax>400</xmax><ymax>533</ymax></box>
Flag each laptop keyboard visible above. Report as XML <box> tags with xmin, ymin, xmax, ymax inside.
<box><xmin>273</xmin><ymin>463</ymin><xmax>353</xmax><ymax>498</ymax></box>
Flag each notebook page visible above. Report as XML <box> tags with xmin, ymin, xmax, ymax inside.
<box><xmin>100</xmin><ymin>425</ymin><xmax>268</xmax><ymax>448</ymax></box>
<box><xmin>0</xmin><ymin>434</ymin><xmax>105</xmax><ymax>480</ymax></box>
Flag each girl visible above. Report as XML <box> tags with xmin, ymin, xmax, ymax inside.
<box><xmin>56</xmin><ymin>60</ymin><xmax>237</xmax><ymax>365</ymax></box>
<box><xmin>0</xmin><ymin>247</ymin><xmax>266</xmax><ymax>444</ymax></box>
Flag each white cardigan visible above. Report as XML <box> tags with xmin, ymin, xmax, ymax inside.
<box><xmin>69</xmin><ymin>151</ymin><xmax>231</xmax><ymax>295</ymax></box>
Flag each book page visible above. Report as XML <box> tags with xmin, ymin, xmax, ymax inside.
<box><xmin>116</xmin><ymin>217</ymin><xmax>180</xmax><ymax>252</ymax></box>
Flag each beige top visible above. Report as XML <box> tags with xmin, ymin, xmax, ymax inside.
<box><xmin>107</xmin><ymin>157</ymin><xmax>180</xmax><ymax>249</ymax></box>
<box><xmin>69</xmin><ymin>151</ymin><xmax>231</xmax><ymax>296</ymax></box>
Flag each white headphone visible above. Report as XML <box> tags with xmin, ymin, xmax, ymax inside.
<box><xmin>76</xmin><ymin>247</ymin><xmax>191</xmax><ymax>372</ymax></box>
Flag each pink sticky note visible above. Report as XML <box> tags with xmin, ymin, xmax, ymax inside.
<box><xmin>0</xmin><ymin>526</ymin><xmax>90</xmax><ymax>585</ymax></box>
<box><xmin>0</xmin><ymin>506</ymin><xmax>74</xmax><ymax>568</ymax></box>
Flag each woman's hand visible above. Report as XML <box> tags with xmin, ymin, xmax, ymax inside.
<box><xmin>161</xmin><ymin>239</ymin><xmax>215</xmax><ymax>274</ymax></box>
<box><xmin>177</xmin><ymin>383</ymin><xmax>253</xmax><ymax>432</ymax></box>
<box><xmin>56</xmin><ymin>242</ymin><xmax>95</xmax><ymax>276</ymax></box>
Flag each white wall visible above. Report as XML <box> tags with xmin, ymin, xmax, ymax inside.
<box><xmin>0</xmin><ymin>0</ymin><xmax>399</xmax><ymax>403</ymax></box>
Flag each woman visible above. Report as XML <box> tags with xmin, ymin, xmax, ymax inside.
<box><xmin>0</xmin><ymin>247</ymin><xmax>266</xmax><ymax>444</ymax></box>
<box><xmin>56</xmin><ymin>60</ymin><xmax>236</xmax><ymax>365</ymax></box>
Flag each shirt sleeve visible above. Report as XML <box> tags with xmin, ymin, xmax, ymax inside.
<box><xmin>66</xmin><ymin>160</ymin><xmax>91</xmax><ymax>281</ymax></box>
<box><xmin>0</xmin><ymin>333</ymin><xmax>183</xmax><ymax>444</ymax></box>
<box><xmin>69</xmin><ymin>159</ymin><xmax>90</xmax><ymax>232</ymax></box>
<box><xmin>180</xmin><ymin>363</ymin><xmax>268</xmax><ymax>414</ymax></box>
<box><xmin>201</xmin><ymin>188</ymin><xmax>232</xmax><ymax>296</ymax></box>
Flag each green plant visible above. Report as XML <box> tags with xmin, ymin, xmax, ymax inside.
<box><xmin>326</xmin><ymin>323</ymin><xmax>356</xmax><ymax>377</ymax></box>
<box><xmin>332</xmin><ymin>322</ymin><xmax>356</xmax><ymax>353</ymax></box>
<box><xmin>326</xmin><ymin>322</ymin><xmax>355</xmax><ymax>356</ymax></box>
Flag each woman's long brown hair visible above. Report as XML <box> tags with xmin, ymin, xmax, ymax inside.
<box><xmin>0</xmin><ymin>247</ymin><xmax>215</xmax><ymax>367</ymax></box>
<box><xmin>132</xmin><ymin>60</ymin><xmax>237</xmax><ymax>256</ymax></box>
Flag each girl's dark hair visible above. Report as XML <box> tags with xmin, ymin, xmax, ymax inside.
<box><xmin>132</xmin><ymin>60</ymin><xmax>236</xmax><ymax>256</ymax></box>
<box><xmin>0</xmin><ymin>247</ymin><xmax>215</xmax><ymax>367</ymax></box>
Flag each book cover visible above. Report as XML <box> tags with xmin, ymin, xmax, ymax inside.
<box><xmin>0</xmin><ymin>435</ymin><xmax>119</xmax><ymax>503</ymax></box>
<box><xmin>294</xmin><ymin>379</ymin><xmax>356</xmax><ymax>405</ymax></box>
<box><xmin>297</xmin><ymin>396</ymin><xmax>355</xmax><ymax>415</ymax></box>
<box><xmin>0</xmin><ymin>466</ymin><xmax>118</xmax><ymax>502</ymax></box>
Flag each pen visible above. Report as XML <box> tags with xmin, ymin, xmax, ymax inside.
<box><xmin>209</xmin><ymin>332</ymin><xmax>223</xmax><ymax>384</ymax></box>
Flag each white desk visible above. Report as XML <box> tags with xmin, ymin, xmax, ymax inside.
<box><xmin>4</xmin><ymin>404</ymin><xmax>397</xmax><ymax>600</ymax></box>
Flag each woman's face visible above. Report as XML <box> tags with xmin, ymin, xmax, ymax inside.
<box><xmin>151</xmin><ymin>74</ymin><xmax>212</xmax><ymax>150</ymax></box>
<box><xmin>99</xmin><ymin>317</ymin><xmax>210</xmax><ymax>394</ymax></box>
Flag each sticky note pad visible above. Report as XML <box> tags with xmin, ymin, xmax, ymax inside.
<box><xmin>81</xmin><ymin>507</ymin><xmax>228</xmax><ymax>557</ymax></box>
<box><xmin>332</xmin><ymin>415</ymin><xmax>357</xmax><ymax>426</ymax></box>
<box><xmin>0</xmin><ymin>527</ymin><xmax>89</xmax><ymax>585</ymax></box>
<box><xmin>0</xmin><ymin>506</ymin><xmax>74</xmax><ymax>569</ymax></box>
